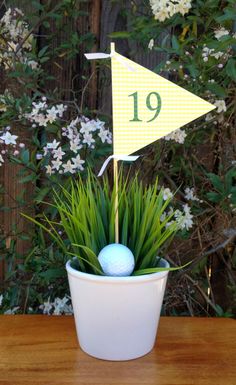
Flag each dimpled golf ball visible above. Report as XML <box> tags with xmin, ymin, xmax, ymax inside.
<box><xmin>98</xmin><ymin>243</ymin><xmax>135</xmax><ymax>277</ymax></box>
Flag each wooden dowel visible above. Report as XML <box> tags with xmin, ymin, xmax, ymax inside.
<box><xmin>113</xmin><ymin>159</ymin><xmax>119</xmax><ymax>243</ymax></box>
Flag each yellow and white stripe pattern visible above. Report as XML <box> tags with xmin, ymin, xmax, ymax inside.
<box><xmin>111</xmin><ymin>43</ymin><xmax>215</xmax><ymax>156</ymax></box>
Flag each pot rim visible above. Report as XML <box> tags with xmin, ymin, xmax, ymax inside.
<box><xmin>66</xmin><ymin>258</ymin><xmax>170</xmax><ymax>284</ymax></box>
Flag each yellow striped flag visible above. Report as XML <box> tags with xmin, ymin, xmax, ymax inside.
<box><xmin>110</xmin><ymin>43</ymin><xmax>215</xmax><ymax>156</ymax></box>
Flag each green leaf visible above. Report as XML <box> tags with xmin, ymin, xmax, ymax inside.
<box><xmin>38</xmin><ymin>45</ymin><xmax>49</xmax><ymax>58</ymax></box>
<box><xmin>216</xmin><ymin>9</ymin><xmax>236</xmax><ymax>22</ymax></box>
<box><xmin>70</xmin><ymin>244</ymin><xmax>103</xmax><ymax>275</ymax></box>
<box><xmin>206</xmin><ymin>192</ymin><xmax>222</xmax><ymax>203</ymax></box>
<box><xmin>206</xmin><ymin>173</ymin><xmax>224</xmax><ymax>192</ymax></box>
<box><xmin>186</xmin><ymin>64</ymin><xmax>199</xmax><ymax>78</ymax></box>
<box><xmin>226</xmin><ymin>58</ymin><xmax>236</xmax><ymax>81</ymax></box>
<box><xmin>19</xmin><ymin>173</ymin><xmax>37</xmax><ymax>184</ymax></box>
<box><xmin>109</xmin><ymin>31</ymin><xmax>131</xmax><ymax>39</ymax></box>
<box><xmin>133</xmin><ymin>261</ymin><xmax>191</xmax><ymax>276</ymax></box>
<box><xmin>21</xmin><ymin>149</ymin><xmax>30</xmax><ymax>164</ymax></box>
<box><xmin>34</xmin><ymin>187</ymin><xmax>51</xmax><ymax>202</ymax></box>
<box><xmin>206</xmin><ymin>83</ymin><xmax>226</xmax><ymax>98</ymax></box>
<box><xmin>171</xmin><ymin>35</ymin><xmax>180</xmax><ymax>51</ymax></box>
<box><xmin>39</xmin><ymin>268</ymin><xmax>65</xmax><ymax>280</ymax></box>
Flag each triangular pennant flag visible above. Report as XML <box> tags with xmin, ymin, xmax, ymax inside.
<box><xmin>111</xmin><ymin>49</ymin><xmax>215</xmax><ymax>156</ymax></box>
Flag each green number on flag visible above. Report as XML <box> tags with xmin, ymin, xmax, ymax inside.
<box><xmin>128</xmin><ymin>91</ymin><xmax>142</xmax><ymax>122</ymax></box>
<box><xmin>146</xmin><ymin>92</ymin><xmax>162</xmax><ymax>122</ymax></box>
<box><xmin>129</xmin><ymin>91</ymin><xmax>161</xmax><ymax>123</ymax></box>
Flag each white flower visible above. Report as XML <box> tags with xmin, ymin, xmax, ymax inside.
<box><xmin>214</xmin><ymin>100</ymin><xmax>227</xmax><ymax>113</ymax></box>
<box><xmin>68</xmin><ymin>116</ymin><xmax>80</xmax><ymax>130</ymax></box>
<box><xmin>214</xmin><ymin>28</ymin><xmax>229</xmax><ymax>40</ymax></box>
<box><xmin>82</xmin><ymin>132</ymin><xmax>95</xmax><ymax>147</ymax></box>
<box><xmin>45</xmin><ymin>165</ymin><xmax>53</xmax><ymax>175</ymax></box>
<box><xmin>0</xmin><ymin>294</ymin><xmax>3</xmax><ymax>306</ymax></box>
<box><xmin>167</xmin><ymin>3</ymin><xmax>176</xmax><ymax>17</ymax></box>
<box><xmin>53</xmin><ymin>296</ymin><xmax>69</xmax><ymax>315</ymax></box>
<box><xmin>63</xmin><ymin>303</ymin><xmax>73</xmax><ymax>315</ymax></box>
<box><xmin>149</xmin><ymin>0</ymin><xmax>192</xmax><ymax>21</ymax></box>
<box><xmin>4</xmin><ymin>306</ymin><xmax>20</xmax><ymax>315</ymax></box>
<box><xmin>39</xmin><ymin>298</ymin><xmax>53</xmax><ymax>315</ymax></box>
<box><xmin>53</xmin><ymin>146</ymin><xmax>65</xmax><ymax>160</ymax></box>
<box><xmin>62</xmin><ymin>160</ymin><xmax>76</xmax><ymax>174</ymax></box>
<box><xmin>0</xmin><ymin>131</ymin><xmax>18</xmax><ymax>145</ymax></box>
<box><xmin>98</xmin><ymin>129</ymin><xmax>110</xmax><ymax>143</ymax></box>
<box><xmin>32</xmin><ymin>113</ymin><xmax>48</xmax><ymax>127</ymax></box>
<box><xmin>165</xmin><ymin>128</ymin><xmax>187</xmax><ymax>144</ymax></box>
<box><xmin>70</xmin><ymin>139</ymin><xmax>82</xmax><ymax>153</ymax></box>
<box><xmin>27</xmin><ymin>60</ymin><xmax>38</xmax><ymax>69</ymax></box>
<box><xmin>154</xmin><ymin>8</ymin><xmax>169</xmax><ymax>21</ymax></box>
<box><xmin>56</xmin><ymin>104</ymin><xmax>66</xmax><ymax>118</ymax></box>
<box><xmin>46</xmin><ymin>106</ymin><xmax>59</xmax><ymax>124</ymax></box>
<box><xmin>80</xmin><ymin>121</ymin><xmax>92</xmax><ymax>135</ymax></box>
<box><xmin>175</xmin><ymin>1</ymin><xmax>191</xmax><ymax>16</ymax></box>
<box><xmin>212</xmin><ymin>51</ymin><xmax>224</xmax><ymax>60</ymax></box>
<box><xmin>52</xmin><ymin>159</ymin><xmax>62</xmax><ymax>171</ymax></box>
<box><xmin>184</xmin><ymin>187</ymin><xmax>200</xmax><ymax>202</ymax></box>
<box><xmin>175</xmin><ymin>204</ymin><xmax>193</xmax><ymax>230</ymax></box>
<box><xmin>32</xmin><ymin>101</ymin><xmax>46</xmax><ymax>110</ymax></box>
<box><xmin>160</xmin><ymin>212</ymin><xmax>167</xmax><ymax>222</ymax></box>
<box><xmin>95</xmin><ymin>118</ymin><xmax>106</xmax><ymax>130</ymax></box>
<box><xmin>163</xmin><ymin>187</ymin><xmax>173</xmax><ymax>201</ymax></box>
<box><xmin>148</xmin><ymin>38</ymin><xmax>154</xmax><ymax>50</ymax></box>
<box><xmin>72</xmin><ymin>154</ymin><xmax>85</xmax><ymax>171</ymax></box>
<box><xmin>47</xmin><ymin>139</ymin><xmax>60</xmax><ymax>150</ymax></box>
<box><xmin>0</xmin><ymin>154</ymin><xmax>4</xmax><ymax>164</ymax></box>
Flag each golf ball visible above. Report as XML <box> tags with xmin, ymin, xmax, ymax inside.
<box><xmin>98</xmin><ymin>243</ymin><xmax>135</xmax><ymax>277</ymax></box>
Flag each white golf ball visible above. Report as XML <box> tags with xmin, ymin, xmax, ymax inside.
<box><xmin>98</xmin><ymin>243</ymin><xmax>135</xmax><ymax>277</ymax></box>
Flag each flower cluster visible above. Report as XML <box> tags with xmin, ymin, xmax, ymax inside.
<box><xmin>0</xmin><ymin>293</ymin><xmax>73</xmax><ymax>315</ymax></box>
<box><xmin>214</xmin><ymin>100</ymin><xmax>227</xmax><ymax>114</ymax></box>
<box><xmin>4</xmin><ymin>306</ymin><xmax>20</xmax><ymax>315</ymax></box>
<box><xmin>214</xmin><ymin>27</ymin><xmax>230</xmax><ymax>40</ymax></box>
<box><xmin>24</xmin><ymin>97</ymin><xmax>67</xmax><ymax>127</ymax></box>
<box><xmin>39</xmin><ymin>296</ymin><xmax>73</xmax><ymax>315</ymax></box>
<box><xmin>201</xmin><ymin>38</ymin><xmax>232</xmax><ymax>69</ymax></box>
<box><xmin>184</xmin><ymin>187</ymin><xmax>200</xmax><ymax>202</ymax></box>
<box><xmin>202</xmin><ymin>46</ymin><xmax>227</xmax><ymax>63</ymax></box>
<box><xmin>0</xmin><ymin>8</ymin><xmax>37</xmax><ymax>70</ymax></box>
<box><xmin>160</xmin><ymin>202</ymin><xmax>194</xmax><ymax>231</ymax></box>
<box><xmin>149</xmin><ymin>0</ymin><xmax>192</xmax><ymax>22</ymax></box>
<box><xmin>161</xmin><ymin>186</ymin><xmax>195</xmax><ymax>231</ymax></box>
<box><xmin>40</xmin><ymin>115</ymin><xmax>112</xmax><ymax>176</ymax></box>
<box><xmin>163</xmin><ymin>187</ymin><xmax>173</xmax><ymax>200</ymax></box>
<box><xmin>175</xmin><ymin>204</ymin><xmax>193</xmax><ymax>230</ymax></box>
<box><xmin>164</xmin><ymin>128</ymin><xmax>187</xmax><ymax>144</ymax></box>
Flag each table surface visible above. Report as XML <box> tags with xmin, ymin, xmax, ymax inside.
<box><xmin>0</xmin><ymin>316</ymin><xmax>235</xmax><ymax>385</ymax></box>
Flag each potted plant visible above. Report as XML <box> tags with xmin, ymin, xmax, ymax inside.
<box><xmin>24</xmin><ymin>171</ymin><xmax>189</xmax><ymax>361</ymax></box>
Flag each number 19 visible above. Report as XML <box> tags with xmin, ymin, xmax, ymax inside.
<box><xmin>129</xmin><ymin>91</ymin><xmax>162</xmax><ymax>122</ymax></box>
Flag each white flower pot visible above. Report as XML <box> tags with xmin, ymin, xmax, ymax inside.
<box><xmin>66</xmin><ymin>258</ymin><xmax>169</xmax><ymax>361</ymax></box>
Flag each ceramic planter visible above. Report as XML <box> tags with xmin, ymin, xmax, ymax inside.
<box><xmin>66</xmin><ymin>258</ymin><xmax>169</xmax><ymax>361</ymax></box>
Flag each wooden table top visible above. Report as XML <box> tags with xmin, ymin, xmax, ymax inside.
<box><xmin>0</xmin><ymin>315</ymin><xmax>235</xmax><ymax>385</ymax></box>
